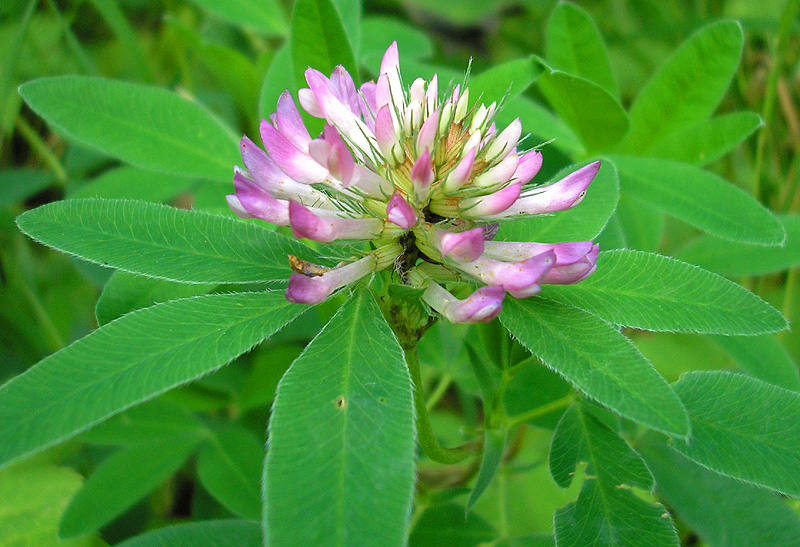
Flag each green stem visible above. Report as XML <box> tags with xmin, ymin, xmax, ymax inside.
<box><xmin>497</xmin><ymin>470</ymin><xmax>509</xmax><ymax>539</ymax></box>
<box><xmin>425</xmin><ymin>373</ymin><xmax>452</xmax><ymax>411</ymax></box>
<box><xmin>15</xmin><ymin>117</ymin><xmax>68</xmax><ymax>184</ymax></box>
<box><xmin>46</xmin><ymin>0</ymin><xmax>98</xmax><ymax>75</ymax></box>
<box><xmin>753</xmin><ymin>0</ymin><xmax>799</xmax><ymax>202</ymax></box>
<box><xmin>408</xmin><ymin>502</ymin><xmax>426</xmax><ymax>533</ymax></box>
<box><xmin>405</xmin><ymin>346</ymin><xmax>474</xmax><ymax>464</ymax></box>
<box><xmin>17</xmin><ymin>269</ymin><xmax>64</xmax><ymax>353</ymax></box>
<box><xmin>506</xmin><ymin>394</ymin><xmax>574</xmax><ymax>429</ymax></box>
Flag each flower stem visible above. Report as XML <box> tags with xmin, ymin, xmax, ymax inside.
<box><xmin>506</xmin><ymin>394</ymin><xmax>574</xmax><ymax>429</ymax></box>
<box><xmin>753</xmin><ymin>0</ymin><xmax>799</xmax><ymax>202</ymax></box>
<box><xmin>425</xmin><ymin>373</ymin><xmax>452</xmax><ymax>411</ymax></box>
<box><xmin>404</xmin><ymin>346</ymin><xmax>474</xmax><ymax>464</ymax></box>
<box><xmin>15</xmin><ymin>117</ymin><xmax>68</xmax><ymax>184</ymax></box>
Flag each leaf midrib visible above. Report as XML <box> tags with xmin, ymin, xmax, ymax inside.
<box><xmin>0</xmin><ymin>294</ymin><xmax>287</xmax><ymax>458</ymax></box>
<box><xmin>620</xmin><ymin>165</ymin><xmax>780</xmax><ymax>243</ymax></box>
<box><xmin>335</xmin><ymin>293</ymin><xmax>362</xmax><ymax>547</ymax></box>
<box><xmin>515</xmin><ymin>300</ymin><xmax>687</xmax><ymax>435</ymax></box>
<box><xmin>24</xmin><ymin>77</ymin><xmax>237</xmax><ymax>175</ymax></box>
<box><xmin>21</xmin><ymin>201</ymin><xmax>294</xmax><ymax>282</ymax></box>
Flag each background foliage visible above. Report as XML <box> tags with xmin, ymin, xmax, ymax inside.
<box><xmin>2</xmin><ymin>0</ymin><xmax>800</xmax><ymax>546</ymax></box>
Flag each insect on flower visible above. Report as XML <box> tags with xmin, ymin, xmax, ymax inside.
<box><xmin>227</xmin><ymin>42</ymin><xmax>600</xmax><ymax>323</ymax></box>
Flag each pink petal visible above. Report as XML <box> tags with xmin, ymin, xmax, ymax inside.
<box><xmin>330</xmin><ymin>65</ymin><xmax>360</xmax><ymax>114</ymax></box>
<box><xmin>456</xmin><ymin>251</ymin><xmax>556</xmax><ymax>298</ymax></box>
<box><xmin>260</xmin><ymin>120</ymin><xmax>328</xmax><ymax>184</ymax></box>
<box><xmin>386</xmin><ymin>193</ymin><xmax>417</xmax><ymax>229</ymax></box>
<box><xmin>285</xmin><ymin>273</ymin><xmax>333</xmax><ymax>304</ymax></box>
<box><xmin>289</xmin><ymin>201</ymin><xmax>382</xmax><ymax>242</ymax></box>
<box><xmin>416</xmin><ymin>108</ymin><xmax>440</xmax><ymax>155</ymax></box>
<box><xmin>542</xmin><ymin>244</ymin><xmax>599</xmax><ymax>285</ymax></box>
<box><xmin>298</xmin><ymin>88</ymin><xmax>324</xmax><ymax>117</ymax></box>
<box><xmin>274</xmin><ymin>91</ymin><xmax>312</xmax><ymax>150</ymax></box>
<box><xmin>321</xmin><ymin>125</ymin><xmax>355</xmax><ymax>185</ymax></box>
<box><xmin>490</xmin><ymin>161</ymin><xmax>600</xmax><ymax>218</ymax></box>
<box><xmin>359</xmin><ymin>81</ymin><xmax>377</xmax><ymax>130</ymax></box>
<box><xmin>352</xmin><ymin>165</ymin><xmax>394</xmax><ymax>197</ymax></box>
<box><xmin>474</xmin><ymin>152</ymin><xmax>519</xmax><ymax>187</ymax></box>
<box><xmin>485</xmin><ymin>118</ymin><xmax>522</xmax><ymax>160</ymax></box>
<box><xmin>240</xmin><ymin>135</ymin><xmax>283</xmax><ymax>184</ymax></box>
<box><xmin>461</xmin><ymin>183</ymin><xmax>522</xmax><ymax>218</ymax></box>
<box><xmin>426</xmin><ymin>74</ymin><xmax>438</xmax><ymax>113</ymax></box>
<box><xmin>229</xmin><ymin>171</ymin><xmax>289</xmax><ymax>225</ymax></box>
<box><xmin>305</xmin><ymin>68</ymin><xmax>376</xmax><ymax>157</ymax></box>
<box><xmin>484</xmin><ymin>241</ymin><xmax>595</xmax><ymax>265</ymax></box>
<box><xmin>422</xmin><ymin>282</ymin><xmax>505</xmax><ymax>323</ymax></box>
<box><xmin>442</xmin><ymin>148</ymin><xmax>476</xmax><ymax>193</ymax></box>
<box><xmin>513</xmin><ymin>150</ymin><xmax>543</xmax><ymax>185</ymax></box>
<box><xmin>434</xmin><ymin>227</ymin><xmax>485</xmax><ymax>263</ymax></box>
<box><xmin>449</xmin><ymin>285</ymin><xmax>506</xmax><ymax>322</ymax></box>
<box><xmin>411</xmin><ymin>149</ymin><xmax>435</xmax><ymax>193</ymax></box>
<box><xmin>375</xmin><ymin>105</ymin><xmax>399</xmax><ymax>159</ymax></box>
<box><xmin>285</xmin><ymin>255</ymin><xmax>376</xmax><ymax>304</ymax></box>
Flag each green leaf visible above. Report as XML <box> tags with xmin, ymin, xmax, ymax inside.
<box><xmin>88</xmin><ymin>0</ymin><xmax>152</xmax><ymax>82</ymax></box>
<box><xmin>677</xmin><ymin>214</ymin><xmax>800</xmax><ymax>276</ymax></box>
<box><xmin>115</xmin><ymin>520</ymin><xmax>261</xmax><ymax>547</ymax></box>
<box><xmin>548</xmin><ymin>405</ymin><xmax>585</xmax><ymax>488</ymax></box>
<box><xmin>291</xmin><ymin>0</ymin><xmax>358</xmax><ymax>91</ymax></box>
<box><xmin>166</xmin><ymin>18</ymin><xmax>261</xmax><ymax>118</ymax></box>
<box><xmin>501</xmin><ymin>298</ymin><xmax>689</xmax><ymax>437</ymax></box>
<box><xmin>96</xmin><ymin>272</ymin><xmax>214</xmax><ymax>326</ymax></box>
<box><xmin>59</xmin><ymin>434</ymin><xmax>201</xmax><ymax>538</ymax></box>
<box><xmin>360</xmin><ymin>17</ymin><xmax>432</xmax><ymax>64</ymax></box>
<box><xmin>16</xmin><ymin>199</ymin><xmax>321</xmax><ymax>284</ymax></box>
<box><xmin>551</xmin><ymin>404</ymin><xmax>678</xmax><ymax>547</ymax></box>
<box><xmin>499</xmin><ymin>160</ymin><xmax>618</xmax><ymax>244</ymax></box>
<box><xmin>614</xmin><ymin>193</ymin><xmax>663</xmax><ymax>252</ymax></box>
<box><xmin>468</xmin><ymin>57</ymin><xmax>544</xmax><ymax>107</ymax></box>
<box><xmin>19</xmin><ymin>76</ymin><xmax>240</xmax><ymax>181</ymax></box>
<box><xmin>545</xmin><ymin>2</ymin><xmax>618</xmax><ymax>97</ymax></box>
<box><xmin>330</xmin><ymin>0</ymin><xmax>361</xmax><ymax>54</ymax></box>
<box><xmin>0</xmin><ymin>168</ymin><xmax>54</xmax><ymax>208</ymax></box>
<box><xmin>612</xmin><ymin>155</ymin><xmax>785</xmax><ymax>245</ymax></box>
<box><xmin>537</xmin><ymin>70</ymin><xmax>629</xmax><ymax>153</ymax></box>
<box><xmin>197</xmin><ymin>427</ymin><xmax>263</xmax><ymax>520</ymax></box>
<box><xmin>672</xmin><ymin>371</ymin><xmax>800</xmax><ymax>496</ymax></box>
<box><xmin>188</xmin><ymin>0</ymin><xmax>287</xmax><ymax>36</ymax></box>
<box><xmin>260</xmin><ymin>44</ymin><xmax>294</xmax><ymax>119</ymax></box>
<box><xmin>554</xmin><ymin>478</ymin><xmax>678</xmax><ymax>547</ymax></box>
<box><xmin>495</xmin><ymin>96</ymin><xmax>584</xmax><ymax>157</ymax></box>
<box><xmin>504</xmin><ymin>358</ymin><xmax>573</xmax><ymax>430</ymax></box>
<box><xmin>264</xmin><ymin>289</ymin><xmax>415</xmax><ymax>547</ymax></box>
<box><xmin>409</xmin><ymin>504</ymin><xmax>496</xmax><ymax>547</ymax></box>
<box><xmin>620</xmin><ymin>20</ymin><xmax>744</xmax><ymax>152</ymax></box>
<box><xmin>543</xmin><ymin>250</ymin><xmax>787</xmax><ymax>335</ymax></box>
<box><xmin>550</xmin><ymin>404</ymin><xmax>652</xmax><ymax>490</ymax></box>
<box><xmin>78</xmin><ymin>399</ymin><xmax>206</xmax><ymax>446</ymax></box>
<box><xmin>465</xmin><ymin>428</ymin><xmax>506</xmax><ymax>514</ymax></box>
<box><xmin>0</xmin><ymin>465</ymin><xmax>91</xmax><ymax>547</ymax></box>
<box><xmin>640</xmin><ymin>435</ymin><xmax>800</xmax><ymax>547</ymax></box>
<box><xmin>496</xmin><ymin>535</ymin><xmax>555</xmax><ymax>547</ymax></box>
<box><xmin>648</xmin><ymin>112</ymin><xmax>763</xmax><ymax>165</ymax></box>
<box><xmin>709</xmin><ymin>334</ymin><xmax>800</xmax><ymax>391</ymax></box>
<box><xmin>70</xmin><ymin>165</ymin><xmax>193</xmax><ymax>202</ymax></box>
<box><xmin>0</xmin><ymin>291</ymin><xmax>304</xmax><ymax>469</ymax></box>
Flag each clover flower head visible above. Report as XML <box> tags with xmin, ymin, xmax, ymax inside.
<box><xmin>228</xmin><ymin>42</ymin><xmax>600</xmax><ymax>323</ymax></box>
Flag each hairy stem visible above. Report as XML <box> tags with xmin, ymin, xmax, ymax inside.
<box><xmin>405</xmin><ymin>346</ymin><xmax>474</xmax><ymax>464</ymax></box>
